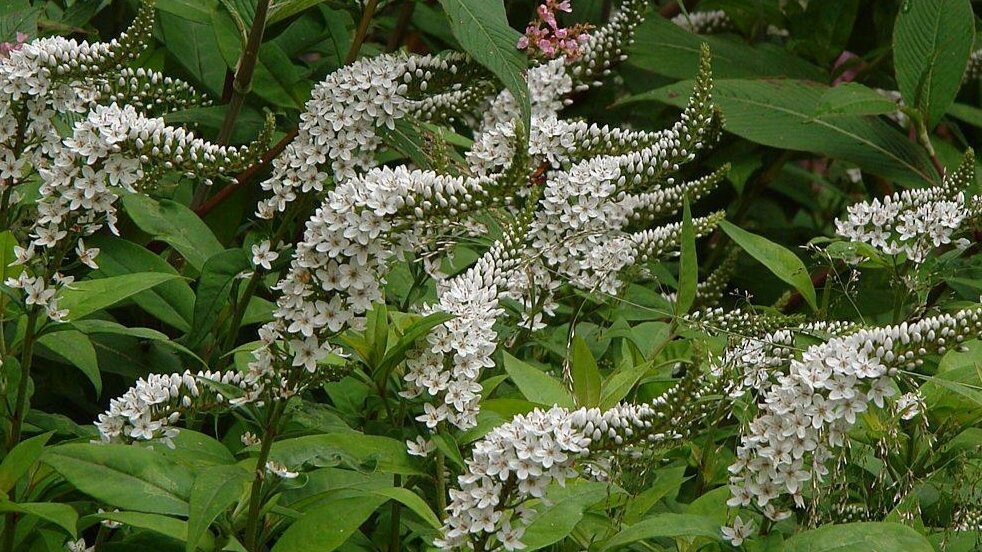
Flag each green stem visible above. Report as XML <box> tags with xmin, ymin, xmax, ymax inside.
<box><xmin>216</xmin><ymin>269</ymin><xmax>263</xmax><ymax>369</ymax></box>
<box><xmin>2</xmin><ymin>309</ymin><xmax>39</xmax><ymax>552</ymax></box>
<box><xmin>192</xmin><ymin>0</ymin><xmax>273</xmax><ymax>209</ymax></box>
<box><xmin>243</xmin><ymin>399</ymin><xmax>286</xmax><ymax>552</ymax></box>
<box><xmin>346</xmin><ymin>0</ymin><xmax>380</xmax><ymax>64</ymax></box>
<box><xmin>388</xmin><ymin>474</ymin><xmax>402</xmax><ymax>552</ymax></box>
<box><xmin>434</xmin><ymin>450</ymin><xmax>447</xmax><ymax>520</ymax></box>
<box><xmin>6</xmin><ymin>309</ymin><xmax>38</xmax><ymax>452</ymax></box>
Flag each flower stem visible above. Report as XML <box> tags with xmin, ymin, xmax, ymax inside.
<box><xmin>192</xmin><ymin>0</ymin><xmax>273</xmax><ymax>209</ymax></box>
<box><xmin>243</xmin><ymin>399</ymin><xmax>286</xmax><ymax>552</ymax></box>
<box><xmin>434</xmin><ymin>450</ymin><xmax>447</xmax><ymax>520</ymax></box>
<box><xmin>346</xmin><ymin>0</ymin><xmax>379</xmax><ymax>64</ymax></box>
<box><xmin>2</xmin><ymin>309</ymin><xmax>40</xmax><ymax>552</ymax></box>
<box><xmin>6</xmin><ymin>309</ymin><xmax>39</xmax><ymax>452</ymax></box>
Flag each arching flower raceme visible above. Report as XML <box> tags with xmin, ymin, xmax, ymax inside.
<box><xmin>835</xmin><ymin>150</ymin><xmax>981</xmax><ymax>263</ymax></box>
<box><xmin>726</xmin><ymin>309</ymin><xmax>982</xmax><ymax>526</ymax></box>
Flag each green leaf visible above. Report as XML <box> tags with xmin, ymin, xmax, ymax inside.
<box><xmin>0</xmin><ymin>0</ymin><xmax>38</xmax><ymax>43</ymax></box>
<box><xmin>155</xmin><ymin>0</ymin><xmax>218</xmax><ymax>23</ymax></box>
<box><xmin>894</xmin><ymin>0</ymin><xmax>975</xmax><ymax>127</ymax></box>
<box><xmin>602</xmin><ymin>513</ymin><xmax>721</xmax><ymax>550</ymax></box>
<box><xmin>0</xmin><ymin>500</ymin><xmax>77</xmax><ymax>537</ymax></box>
<box><xmin>633</xmin><ymin>79</ymin><xmax>939</xmax><ymax>186</ymax></box>
<box><xmin>57</xmin><ymin>273</ymin><xmax>183</xmax><ymax>321</ymax></box>
<box><xmin>94</xmin><ymin>511</ymin><xmax>206</xmax><ymax>546</ymax></box>
<box><xmin>272</xmin><ymin>494</ymin><xmax>387</xmax><ymax>552</ymax></box>
<box><xmin>268</xmin><ymin>0</ymin><xmax>328</xmax><ymax>24</ymax></box>
<box><xmin>189</xmin><ymin>249</ymin><xmax>250</xmax><ymax>348</ymax></box>
<box><xmin>36</xmin><ymin>330</ymin><xmax>101</xmax><ymax>394</ymax></box>
<box><xmin>570</xmin><ymin>335</ymin><xmax>602</xmax><ymax>408</ymax></box>
<box><xmin>599</xmin><ymin>359</ymin><xmax>653</xmax><ymax>410</ymax></box>
<box><xmin>788</xmin><ymin>0</ymin><xmax>859</xmax><ymax>66</ymax></box>
<box><xmin>628</xmin><ymin>15</ymin><xmax>825</xmax><ymax>81</ymax></box>
<box><xmin>0</xmin><ymin>230</ymin><xmax>21</xmax><ymax>282</ymax></box>
<box><xmin>370</xmin><ymin>487</ymin><xmax>441</xmax><ymax>529</ymax></box>
<box><xmin>0</xmin><ymin>431</ymin><xmax>52</xmax><ymax>493</ymax></box>
<box><xmin>522</xmin><ymin>481</ymin><xmax>616</xmax><ymax>550</ymax></box>
<box><xmin>43</xmin><ymin>443</ymin><xmax>194</xmax><ymax>516</ymax></box>
<box><xmin>814</xmin><ymin>83</ymin><xmax>901</xmax><ymax>118</ymax></box>
<box><xmin>87</xmin><ymin>235</ymin><xmax>195</xmax><ymax>333</ymax></box>
<box><xmin>502</xmin><ymin>352</ymin><xmax>575</xmax><ymax>408</ymax></box>
<box><xmin>122</xmin><ymin>195</ymin><xmax>224</xmax><ymax>272</ymax></box>
<box><xmin>435</xmin><ymin>0</ymin><xmax>529</xmax><ymax>130</ymax></box>
<box><xmin>268</xmin><ymin>433</ymin><xmax>423</xmax><ymax>475</ymax></box>
<box><xmin>70</xmin><ymin>320</ymin><xmax>206</xmax><ymax>368</ymax></box>
<box><xmin>156</xmin><ymin>11</ymin><xmax>227</xmax><ymax>95</ymax></box>
<box><xmin>718</xmin><ymin>221</ymin><xmax>817</xmax><ymax>311</ymax></box>
<box><xmin>430</xmin><ymin>433</ymin><xmax>465</xmax><ymax>470</ymax></box>
<box><xmin>785</xmin><ymin>522</ymin><xmax>934</xmax><ymax>551</ymax></box>
<box><xmin>676</xmin><ymin>198</ymin><xmax>697</xmax><ymax>315</ymax></box>
<box><xmin>186</xmin><ymin>465</ymin><xmax>251</xmax><ymax>552</ymax></box>
<box><xmin>375</xmin><ymin>311</ymin><xmax>454</xmax><ymax>382</ymax></box>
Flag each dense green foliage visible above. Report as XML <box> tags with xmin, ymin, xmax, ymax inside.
<box><xmin>0</xmin><ymin>0</ymin><xmax>981</xmax><ymax>551</ymax></box>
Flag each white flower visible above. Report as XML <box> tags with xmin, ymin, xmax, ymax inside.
<box><xmin>406</xmin><ymin>436</ymin><xmax>435</xmax><ymax>457</ymax></box>
<box><xmin>721</xmin><ymin>515</ymin><xmax>755</xmax><ymax>546</ymax></box>
<box><xmin>251</xmin><ymin>240</ymin><xmax>279</xmax><ymax>270</ymax></box>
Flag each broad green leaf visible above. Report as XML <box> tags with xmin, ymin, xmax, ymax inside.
<box><xmin>719</xmin><ymin>221</ymin><xmax>817</xmax><ymax>311</ymax></box>
<box><xmin>370</xmin><ymin>487</ymin><xmax>441</xmax><ymax>529</ymax></box>
<box><xmin>0</xmin><ymin>500</ymin><xmax>76</xmax><ymax>537</ymax></box>
<box><xmin>43</xmin><ymin>443</ymin><xmax>194</xmax><ymax>516</ymax></box>
<box><xmin>155</xmin><ymin>0</ymin><xmax>218</xmax><ymax>23</ymax></box>
<box><xmin>435</xmin><ymin>0</ymin><xmax>529</xmax><ymax>130</ymax></box>
<box><xmin>628</xmin><ymin>15</ymin><xmax>825</xmax><ymax>81</ymax></box>
<box><xmin>156</xmin><ymin>11</ymin><xmax>227</xmax><ymax>95</ymax></box>
<box><xmin>122</xmin><ymin>195</ymin><xmax>224</xmax><ymax>272</ymax></box>
<box><xmin>788</xmin><ymin>0</ymin><xmax>859</xmax><ymax>66</ymax></box>
<box><xmin>894</xmin><ymin>0</ymin><xmax>974</xmax><ymax>126</ymax></box>
<box><xmin>623</xmin><ymin>466</ymin><xmax>689</xmax><ymax>525</ymax></box>
<box><xmin>599</xmin><ymin>359</ymin><xmax>653</xmax><ymax>411</ymax></box>
<box><xmin>57</xmin><ymin>273</ymin><xmax>182</xmax><ymax>321</ymax></box>
<box><xmin>88</xmin><ymin>235</ymin><xmax>195</xmax><ymax>333</ymax></box>
<box><xmin>502</xmin><ymin>352</ymin><xmax>575</xmax><ymax>408</ymax></box>
<box><xmin>0</xmin><ymin>230</ymin><xmax>21</xmax><ymax>282</ymax></box>
<box><xmin>36</xmin><ymin>330</ymin><xmax>101</xmax><ymax>394</ymax></box>
<box><xmin>272</xmin><ymin>494</ymin><xmax>387</xmax><ymax>552</ymax></box>
<box><xmin>948</xmin><ymin>103</ymin><xmax>982</xmax><ymax>128</ymax></box>
<box><xmin>268</xmin><ymin>433</ymin><xmax>423</xmax><ymax>475</ymax></box>
<box><xmin>522</xmin><ymin>481</ymin><xmax>617</xmax><ymax>550</ymax></box>
<box><xmin>676</xmin><ymin>198</ymin><xmax>697</xmax><ymax>315</ymax></box>
<box><xmin>0</xmin><ymin>0</ymin><xmax>38</xmax><ymax>43</ymax></box>
<box><xmin>0</xmin><ymin>431</ymin><xmax>52</xmax><ymax>493</ymax></box>
<box><xmin>186</xmin><ymin>465</ymin><xmax>251</xmax><ymax>552</ymax></box>
<box><xmin>814</xmin><ymin>83</ymin><xmax>900</xmax><ymax>118</ymax></box>
<box><xmin>633</xmin><ymin>79</ymin><xmax>939</xmax><ymax>186</ymax></box>
<box><xmin>268</xmin><ymin>0</ymin><xmax>329</xmax><ymax>24</ymax></box>
<box><xmin>570</xmin><ymin>335</ymin><xmax>602</xmax><ymax>408</ymax></box>
<box><xmin>189</xmin><ymin>249</ymin><xmax>250</xmax><ymax>348</ymax></box>
<box><xmin>431</xmin><ymin>433</ymin><xmax>466</xmax><ymax>472</ymax></box>
<box><xmin>95</xmin><ymin>511</ymin><xmax>207</xmax><ymax>547</ymax></box>
<box><xmin>602</xmin><ymin>513</ymin><xmax>721</xmax><ymax>550</ymax></box>
<box><xmin>785</xmin><ymin>522</ymin><xmax>934</xmax><ymax>552</ymax></box>
<box><xmin>70</xmin><ymin>320</ymin><xmax>206</xmax><ymax>367</ymax></box>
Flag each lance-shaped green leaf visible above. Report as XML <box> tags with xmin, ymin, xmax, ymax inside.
<box><xmin>719</xmin><ymin>221</ymin><xmax>817</xmax><ymax>311</ymax></box>
<box><xmin>894</xmin><ymin>0</ymin><xmax>974</xmax><ymax>127</ymax></box>
<box><xmin>56</xmin><ymin>273</ymin><xmax>183</xmax><ymax>321</ymax></box>
<box><xmin>436</xmin><ymin>0</ymin><xmax>530</xmax><ymax>130</ymax></box>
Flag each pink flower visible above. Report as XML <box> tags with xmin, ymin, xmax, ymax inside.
<box><xmin>516</xmin><ymin>0</ymin><xmax>592</xmax><ymax>62</ymax></box>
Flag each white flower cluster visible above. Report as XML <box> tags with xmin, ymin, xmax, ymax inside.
<box><xmin>727</xmin><ymin>309</ymin><xmax>982</xmax><ymax>523</ymax></box>
<box><xmin>95</xmin><ymin>369</ymin><xmax>253</xmax><ymax>445</ymax></box>
<box><xmin>835</xmin><ymin>151</ymin><xmax>979</xmax><ymax>263</ymax></box>
<box><xmin>672</xmin><ymin>10</ymin><xmax>734</xmax><ymax>34</ymax></box>
<box><xmin>437</xmin><ymin>368</ymin><xmax>724</xmax><ymax>552</ymax></box>
<box><xmin>256</xmin><ymin>52</ymin><xmax>486</xmax><ymax>218</ymax></box>
<box><xmin>15</xmin><ymin>102</ymin><xmax>269</xmax><ymax>323</ymax></box>
<box><xmin>963</xmin><ymin>48</ymin><xmax>982</xmax><ymax>83</ymax></box>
